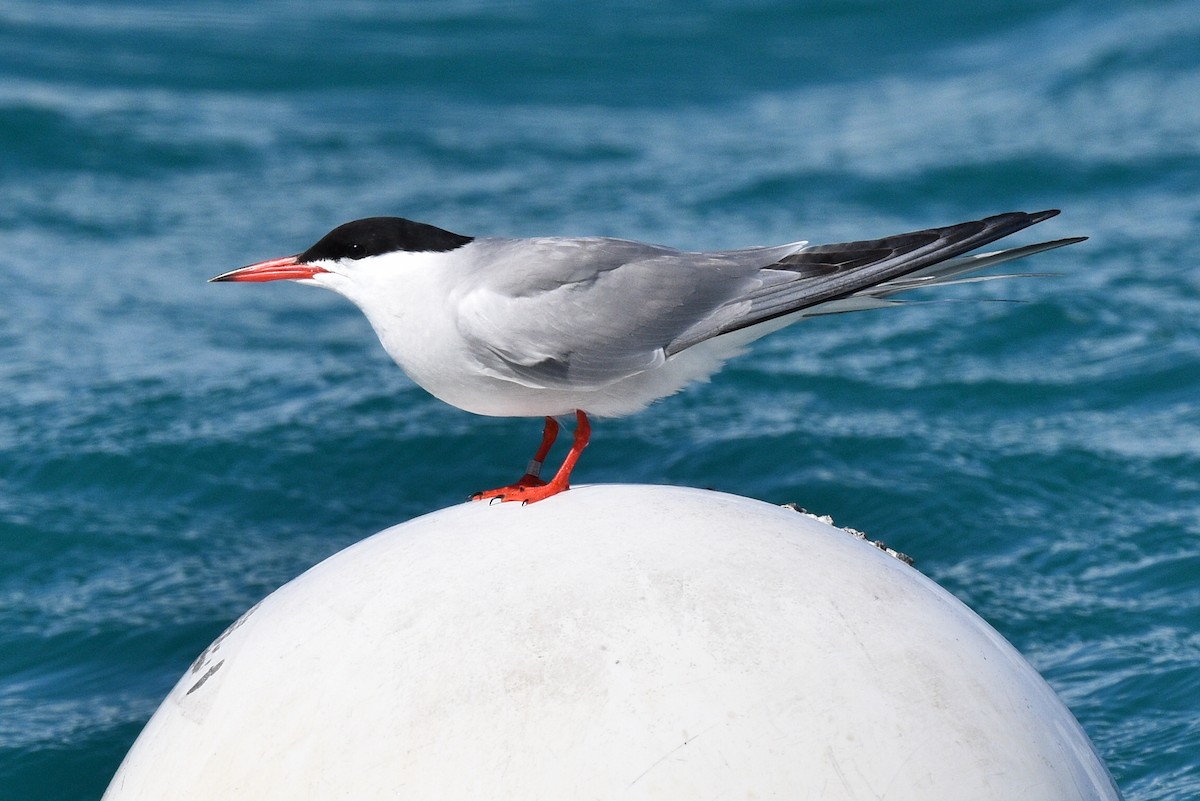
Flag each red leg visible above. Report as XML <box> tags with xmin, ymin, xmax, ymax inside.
<box><xmin>471</xmin><ymin>416</ymin><xmax>558</xmax><ymax>500</ymax></box>
<box><xmin>471</xmin><ymin>411</ymin><xmax>591</xmax><ymax>505</ymax></box>
<box><xmin>522</xmin><ymin>416</ymin><xmax>560</xmax><ymax>484</ymax></box>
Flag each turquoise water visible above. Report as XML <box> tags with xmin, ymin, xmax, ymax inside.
<box><xmin>2</xmin><ymin>0</ymin><xmax>1198</xmax><ymax>798</ymax></box>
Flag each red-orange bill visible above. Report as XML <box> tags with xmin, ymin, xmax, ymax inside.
<box><xmin>209</xmin><ymin>255</ymin><xmax>328</xmax><ymax>283</ymax></box>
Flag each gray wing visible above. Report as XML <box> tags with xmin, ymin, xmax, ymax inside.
<box><xmin>455</xmin><ymin>236</ymin><xmax>804</xmax><ymax>390</ymax></box>
<box><xmin>455</xmin><ymin>211</ymin><xmax>1078</xmax><ymax>390</ymax></box>
<box><xmin>665</xmin><ymin>210</ymin><xmax>1070</xmax><ymax>354</ymax></box>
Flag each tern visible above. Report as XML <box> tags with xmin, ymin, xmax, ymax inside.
<box><xmin>212</xmin><ymin>210</ymin><xmax>1083</xmax><ymax>504</ymax></box>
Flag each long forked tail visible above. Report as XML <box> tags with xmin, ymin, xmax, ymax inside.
<box><xmin>666</xmin><ymin>210</ymin><xmax>1085</xmax><ymax>354</ymax></box>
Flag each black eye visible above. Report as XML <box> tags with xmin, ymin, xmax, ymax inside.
<box><xmin>346</xmin><ymin>242</ymin><xmax>366</xmax><ymax>259</ymax></box>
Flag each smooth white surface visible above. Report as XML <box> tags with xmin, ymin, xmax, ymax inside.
<box><xmin>104</xmin><ymin>485</ymin><xmax>1120</xmax><ymax>801</ymax></box>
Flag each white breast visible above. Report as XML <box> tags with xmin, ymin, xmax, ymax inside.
<box><xmin>309</xmin><ymin>243</ymin><xmax>787</xmax><ymax>419</ymax></box>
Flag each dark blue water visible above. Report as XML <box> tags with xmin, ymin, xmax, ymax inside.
<box><xmin>2</xmin><ymin>1</ymin><xmax>1198</xmax><ymax>798</ymax></box>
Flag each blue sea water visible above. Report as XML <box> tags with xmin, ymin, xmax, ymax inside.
<box><xmin>2</xmin><ymin>0</ymin><xmax>1198</xmax><ymax>797</ymax></box>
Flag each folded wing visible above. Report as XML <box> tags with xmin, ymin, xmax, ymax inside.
<box><xmin>455</xmin><ymin>211</ymin><xmax>1083</xmax><ymax>391</ymax></box>
<box><xmin>667</xmin><ymin>210</ymin><xmax>1080</xmax><ymax>354</ymax></box>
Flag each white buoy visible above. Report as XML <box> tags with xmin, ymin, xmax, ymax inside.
<box><xmin>104</xmin><ymin>485</ymin><xmax>1120</xmax><ymax>800</ymax></box>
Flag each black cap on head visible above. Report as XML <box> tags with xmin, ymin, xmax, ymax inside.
<box><xmin>299</xmin><ymin>217</ymin><xmax>474</xmax><ymax>262</ymax></box>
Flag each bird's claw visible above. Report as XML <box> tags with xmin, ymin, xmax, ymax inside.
<box><xmin>470</xmin><ymin>410</ymin><xmax>588</xmax><ymax>506</ymax></box>
<box><xmin>470</xmin><ymin>478</ymin><xmax>568</xmax><ymax>505</ymax></box>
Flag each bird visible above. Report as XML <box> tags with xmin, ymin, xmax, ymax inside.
<box><xmin>211</xmin><ymin>210</ymin><xmax>1084</xmax><ymax>504</ymax></box>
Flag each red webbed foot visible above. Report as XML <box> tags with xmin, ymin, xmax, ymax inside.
<box><xmin>471</xmin><ymin>411</ymin><xmax>590</xmax><ymax>505</ymax></box>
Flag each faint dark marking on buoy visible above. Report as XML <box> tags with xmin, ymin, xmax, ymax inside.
<box><xmin>190</xmin><ymin>600</ymin><xmax>263</xmax><ymax>675</ymax></box>
<box><xmin>187</xmin><ymin>659</ymin><xmax>225</xmax><ymax>695</ymax></box>
<box><xmin>781</xmin><ymin>502</ymin><xmax>915</xmax><ymax>566</ymax></box>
